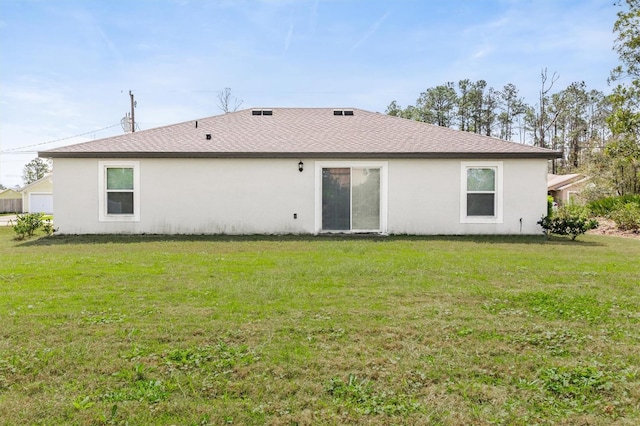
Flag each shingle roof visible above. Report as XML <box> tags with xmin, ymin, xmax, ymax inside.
<box><xmin>40</xmin><ymin>108</ymin><xmax>561</xmax><ymax>159</ymax></box>
<box><xmin>547</xmin><ymin>173</ymin><xmax>588</xmax><ymax>191</ymax></box>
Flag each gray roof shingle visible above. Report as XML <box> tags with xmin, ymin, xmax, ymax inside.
<box><xmin>40</xmin><ymin>108</ymin><xmax>561</xmax><ymax>159</ymax></box>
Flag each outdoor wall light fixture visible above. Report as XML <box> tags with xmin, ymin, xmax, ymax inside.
<box><xmin>298</xmin><ymin>161</ymin><xmax>304</xmax><ymax>172</ymax></box>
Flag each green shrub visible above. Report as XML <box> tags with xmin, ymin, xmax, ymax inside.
<box><xmin>12</xmin><ymin>213</ymin><xmax>45</xmax><ymax>240</ymax></box>
<box><xmin>538</xmin><ymin>204</ymin><xmax>598</xmax><ymax>240</ymax></box>
<box><xmin>547</xmin><ymin>195</ymin><xmax>555</xmax><ymax>217</ymax></box>
<box><xmin>588</xmin><ymin>195</ymin><xmax>640</xmax><ymax>217</ymax></box>
<box><xmin>609</xmin><ymin>202</ymin><xmax>640</xmax><ymax>231</ymax></box>
<box><xmin>41</xmin><ymin>219</ymin><xmax>55</xmax><ymax>236</ymax></box>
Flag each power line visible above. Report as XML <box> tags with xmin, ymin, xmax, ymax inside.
<box><xmin>0</xmin><ymin>152</ymin><xmax>39</xmax><ymax>156</ymax></box>
<box><xmin>0</xmin><ymin>123</ymin><xmax>121</xmax><ymax>153</ymax></box>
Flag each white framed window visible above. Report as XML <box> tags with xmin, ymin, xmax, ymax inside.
<box><xmin>315</xmin><ymin>161</ymin><xmax>388</xmax><ymax>233</ymax></box>
<box><xmin>98</xmin><ymin>161</ymin><xmax>140</xmax><ymax>222</ymax></box>
<box><xmin>460</xmin><ymin>161</ymin><xmax>503</xmax><ymax>224</ymax></box>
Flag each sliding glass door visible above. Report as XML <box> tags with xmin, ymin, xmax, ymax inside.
<box><xmin>322</xmin><ymin>168</ymin><xmax>351</xmax><ymax>230</ymax></box>
<box><xmin>322</xmin><ymin>167</ymin><xmax>381</xmax><ymax>232</ymax></box>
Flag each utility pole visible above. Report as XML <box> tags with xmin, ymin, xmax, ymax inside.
<box><xmin>129</xmin><ymin>90</ymin><xmax>136</xmax><ymax>132</ymax></box>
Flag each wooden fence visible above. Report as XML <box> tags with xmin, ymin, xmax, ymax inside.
<box><xmin>0</xmin><ymin>199</ymin><xmax>22</xmax><ymax>213</ymax></box>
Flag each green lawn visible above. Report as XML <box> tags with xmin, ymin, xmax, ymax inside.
<box><xmin>0</xmin><ymin>227</ymin><xmax>639</xmax><ymax>425</ymax></box>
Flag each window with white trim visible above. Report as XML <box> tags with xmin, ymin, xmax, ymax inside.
<box><xmin>460</xmin><ymin>161</ymin><xmax>503</xmax><ymax>224</ymax></box>
<box><xmin>99</xmin><ymin>161</ymin><xmax>140</xmax><ymax>222</ymax></box>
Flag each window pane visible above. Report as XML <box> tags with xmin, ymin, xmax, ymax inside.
<box><xmin>107</xmin><ymin>192</ymin><xmax>134</xmax><ymax>214</ymax></box>
<box><xmin>467</xmin><ymin>193</ymin><xmax>495</xmax><ymax>216</ymax></box>
<box><xmin>322</xmin><ymin>168</ymin><xmax>350</xmax><ymax>230</ymax></box>
<box><xmin>107</xmin><ymin>168</ymin><xmax>134</xmax><ymax>190</ymax></box>
<box><xmin>467</xmin><ymin>168</ymin><xmax>495</xmax><ymax>191</ymax></box>
<box><xmin>352</xmin><ymin>168</ymin><xmax>380</xmax><ymax>230</ymax></box>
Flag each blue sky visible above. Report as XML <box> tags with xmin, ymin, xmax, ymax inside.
<box><xmin>0</xmin><ymin>0</ymin><xmax>620</xmax><ymax>187</ymax></box>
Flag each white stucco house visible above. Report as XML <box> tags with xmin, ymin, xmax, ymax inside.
<box><xmin>40</xmin><ymin>108</ymin><xmax>560</xmax><ymax>235</ymax></box>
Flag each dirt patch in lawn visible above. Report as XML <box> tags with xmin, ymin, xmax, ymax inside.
<box><xmin>588</xmin><ymin>217</ymin><xmax>640</xmax><ymax>240</ymax></box>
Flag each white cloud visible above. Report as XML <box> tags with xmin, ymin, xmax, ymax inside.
<box><xmin>472</xmin><ymin>46</ymin><xmax>495</xmax><ymax>60</ymax></box>
<box><xmin>284</xmin><ymin>20</ymin><xmax>294</xmax><ymax>54</ymax></box>
<box><xmin>0</xmin><ymin>0</ymin><xmax>621</xmax><ymax>186</ymax></box>
<box><xmin>309</xmin><ymin>0</ymin><xmax>319</xmax><ymax>33</ymax></box>
<box><xmin>350</xmin><ymin>10</ymin><xmax>391</xmax><ymax>53</ymax></box>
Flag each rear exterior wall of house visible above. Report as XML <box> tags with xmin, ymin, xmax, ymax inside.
<box><xmin>51</xmin><ymin>157</ymin><xmax>548</xmax><ymax>235</ymax></box>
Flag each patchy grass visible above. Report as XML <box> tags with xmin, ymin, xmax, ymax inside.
<box><xmin>0</xmin><ymin>229</ymin><xmax>639</xmax><ymax>425</ymax></box>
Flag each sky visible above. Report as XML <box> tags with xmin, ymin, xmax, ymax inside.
<box><xmin>0</xmin><ymin>0</ymin><xmax>621</xmax><ymax>187</ymax></box>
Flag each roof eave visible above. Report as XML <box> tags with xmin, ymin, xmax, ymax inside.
<box><xmin>40</xmin><ymin>151</ymin><xmax>563</xmax><ymax>160</ymax></box>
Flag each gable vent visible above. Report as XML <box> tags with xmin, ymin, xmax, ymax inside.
<box><xmin>252</xmin><ymin>109</ymin><xmax>273</xmax><ymax>116</ymax></box>
<box><xmin>333</xmin><ymin>110</ymin><xmax>354</xmax><ymax>116</ymax></box>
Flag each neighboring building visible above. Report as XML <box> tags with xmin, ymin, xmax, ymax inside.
<box><xmin>40</xmin><ymin>108</ymin><xmax>560</xmax><ymax>235</ymax></box>
<box><xmin>547</xmin><ymin>173</ymin><xmax>589</xmax><ymax>206</ymax></box>
<box><xmin>0</xmin><ymin>188</ymin><xmax>22</xmax><ymax>213</ymax></box>
<box><xmin>22</xmin><ymin>174</ymin><xmax>53</xmax><ymax>214</ymax></box>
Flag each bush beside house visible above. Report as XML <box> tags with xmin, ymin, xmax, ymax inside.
<box><xmin>538</xmin><ymin>202</ymin><xmax>599</xmax><ymax>240</ymax></box>
<box><xmin>12</xmin><ymin>213</ymin><xmax>54</xmax><ymax>240</ymax></box>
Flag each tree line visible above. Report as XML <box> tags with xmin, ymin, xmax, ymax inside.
<box><xmin>386</xmin><ymin>75</ymin><xmax>610</xmax><ymax>175</ymax></box>
<box><xmin>386</xmin><ymin>0</ymin><xmax>639</xmax><ymax>198</ymax></box>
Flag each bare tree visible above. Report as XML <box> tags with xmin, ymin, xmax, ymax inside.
<box><xmin>536</xmin><ymin>68</ymin><xmax>561</xmax><ymax>149</ymax></box>
<box><xmin>216</xmin><ymin>87</ymin><xmax>243</xmax><ymax>113</ymax></box>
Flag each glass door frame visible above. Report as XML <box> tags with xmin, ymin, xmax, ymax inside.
<box><xmin>314</xmin><ymin>161</ymin><xmax>388</xmax><ymax>234</ymax></box>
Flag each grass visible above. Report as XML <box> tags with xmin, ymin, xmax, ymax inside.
<box><xmin>0</xmin><ymin>227</ymin><xmax>639</xmax><ymax>425</ymax></box>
